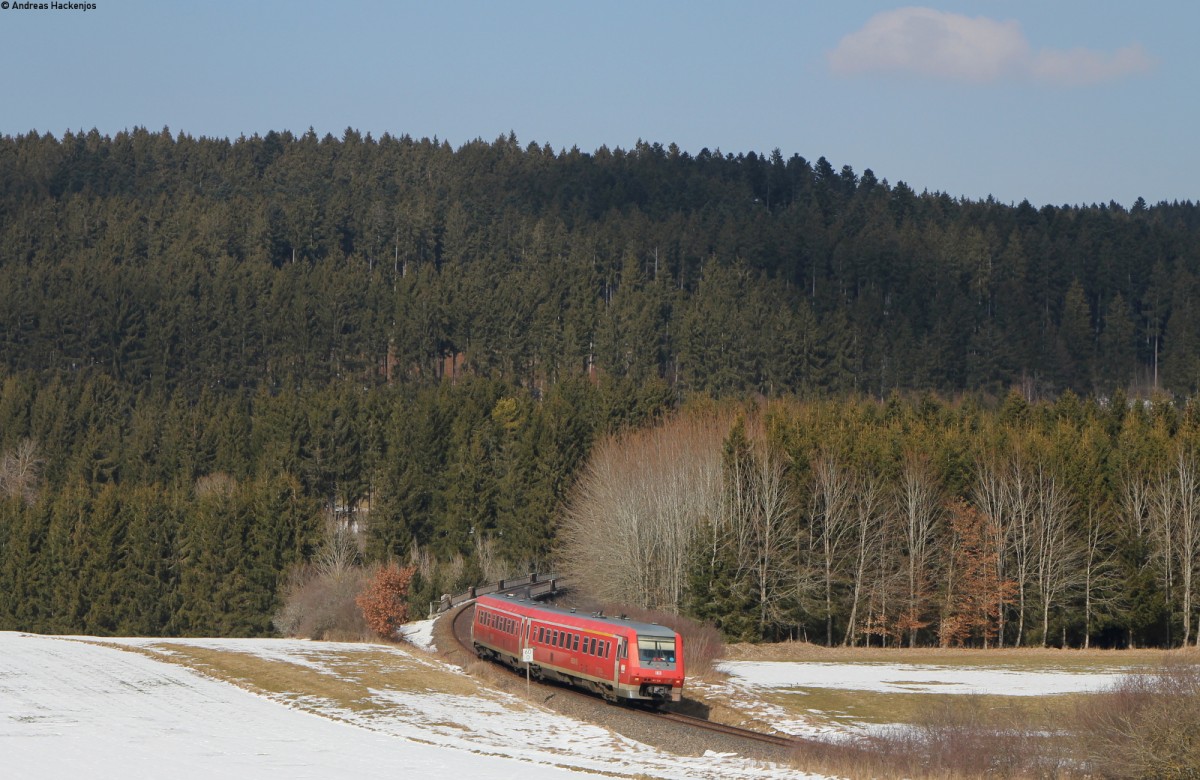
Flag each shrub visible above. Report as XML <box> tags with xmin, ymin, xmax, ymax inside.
<box><xmin>1076</xmin><ymin>658</ymin><xmax>1200</xmax><ymax>779</ymax></box>
<box><xmin>272</xmin><ymin>562</ymin><xmax>370</xmax><ymax>640</ymax></box>
<box><xmin>356</xmin><ymin>563</ymin><xmax>416</xmax><ymax>640</ymax></box>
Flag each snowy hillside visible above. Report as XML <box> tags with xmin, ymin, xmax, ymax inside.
<box><xmin>1</xmin><ymin>631</ymin><xmax>811</xmax><ymax>779</ymax></box>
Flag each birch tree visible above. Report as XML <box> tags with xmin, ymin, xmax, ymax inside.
<box><xmin>746</xmin><ymin>440</ymin><xmax>796</xmax><ymax>636</ymax></box>
<box><xmin>810</xmin><ymin>451</ymin><xmax>856</xmax><ymax>646</ymax></box>
<box><xmin>895</xmin><ymin>450</ymin><xmax>943</xmax><ymax>647</ymax></box>
<box><xmin>1029</xmin><ymin>462</ymin><xmax>1080</xmax><ymax>645</ymax></box>
<box><xmin>1150</xmin><ymin>446</ymin><xmax>1200</xmax><ymax>646</ymax></box>
<box><xmin>972</xmin><ymin>451</ymin><xmax>1013</xmax><ymax>645</ymax></box>
<box><xmin>843</xmin><ymin>468</ymin><xmax>886</xmax><ymax>646</ymax></box>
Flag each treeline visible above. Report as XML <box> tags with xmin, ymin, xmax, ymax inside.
<box><xmin>561</xmin><ymin>391</ymin><xmax>1200</xmax><ymax>649</ymax></box>
<box><xmin>6</xmin><ymin>127</ymin><xmax>1200</xmax><ymax>641</ymax></box>
<box><xmin>0</xmin><ymin>373</ymin><xmax>669</xmax><ymax>635</ymax></box>
<box><xmin>2</xmin><ymin>128</ymin><xmax>1200</xmax><ymax>397</ymax></box>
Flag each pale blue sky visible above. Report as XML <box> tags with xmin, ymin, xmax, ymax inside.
<box><xmin>0</xmin><ymin>1</ymin><xmax>1192</xmax><ymax>207</ymax></box>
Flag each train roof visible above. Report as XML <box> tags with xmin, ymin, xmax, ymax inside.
<box><xmin>477</xmin><ymin>592</ymin><xmax>677</xmax><ymax>638</ymax></box>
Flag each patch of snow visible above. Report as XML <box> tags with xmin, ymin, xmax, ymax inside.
<box><xmin>1</xmin><ymin>632</ymin><xmax>568</xmax><ymax>779</ymax></box>
<box><xmin>719</xmin><ymin>661</ymin><xmax>1132</xmax><ymax>696</ymax></box>
<box><xmin>690</xmin><ymin>660</ymin><xmax>1138</xmax><ymax>741</ymax></box>
<box><xmin>398</xmin><ymin>618</ymin><xmax>437</xmax><ymax>650</ymax></box>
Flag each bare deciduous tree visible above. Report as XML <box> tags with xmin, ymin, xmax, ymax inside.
<box><xmin>1149</xmin><ymin>446</ymin><xmax>1200</xmax><ymax>646</ymax></box>
<box><xmin>558</xmin><ymin>414</ymin><xmax>725</xmax><ymax>612</ymax></box>
<box><xmin>810</xmin><ymin>451</ymin><xmax>856</xmax><ymax>646</ymax></box>
<box><xmin>843</xmin><ymin>468</ymin><xmax>886</xmax><ymax>646</ymax></box>
<box><xmin>315</xmin><ymin>523</ymin><xmax>361</xmax><ymax>583</ymax></box>
<box><xmin>735</xmin><ymin>436</ymin><xmax>796</xmax><ymax>637</ymax></box>
<box><xmin>0</xmin><ymin>438</ymin><xmax>43</xmax><ymax>505</ymax></box>
<box><xmin>896</xmin><ymin>450</ymin><xmax>943</xmax><ymax>647</ymax></box>
<box><xmin>972</xmin><ymin>451</ymin><xmax>1012</xmax><ymax>646</ymax></box>
<box><xmin>1029</xmin><ymin>462</ymin><xmax>1081</xmax><ymax>646</ymax></box>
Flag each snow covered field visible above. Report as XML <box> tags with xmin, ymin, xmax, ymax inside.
<box><xmin>0</xmin><ymin>631</ymin><xmax>809</xmax><ymax>779</ymax></box>
<box><xmin>2</xmin><ymin>627</ymin><xmax>1147</xmax><ymax>779</ymax></box>
<box><xmin>697</xmin><ymin>658</ymin><xmax>1137</xmax><ymax>740</ymax></box>
<box><xmin>721</xmin><ymin>659</ymin><xmax>1133</xmax><ymax>697</ymax></box>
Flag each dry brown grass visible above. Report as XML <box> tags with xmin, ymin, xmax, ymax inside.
<box><xmin>1075</xmin><ymin>657</ymin><xmax>1200</xmax><ymax>779</ymax></box>
<box><xmin>702</xmin><ymin>641</ymin><xmax>1198</xmax><ymax>778</ymax></box>
<box><xmin>130</xmin><ymin>642</ymin><xmax>481</xmax><ymax>714</ymax></box>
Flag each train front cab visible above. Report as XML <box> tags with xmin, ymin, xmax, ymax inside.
<box><xmin>618</xmin><ymin>630</ymin><xmax>683</xmax><ymax>704</ymax></box>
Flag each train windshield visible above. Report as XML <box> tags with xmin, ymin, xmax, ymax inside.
<box><xmin>637</xmin><ymin>637</ymin><xmax>677</xmax><ymax>666</ymax></box>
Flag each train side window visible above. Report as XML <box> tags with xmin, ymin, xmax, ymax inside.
<box><xmin>572</xmin><ymin>634</ymin><xmax>580</xmax><ymax>651</ymax></box>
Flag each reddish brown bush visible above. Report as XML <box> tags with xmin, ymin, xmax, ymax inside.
<box><xmin>356</xmin><ymin>564</ymin><xmax>416</xmax><ymax>639</ymax></box>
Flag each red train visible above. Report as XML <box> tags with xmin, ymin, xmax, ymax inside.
<box><xmin>471</xmin><ymin>592</ymin><xmax>684</xmax><ymax>705</ymax></box>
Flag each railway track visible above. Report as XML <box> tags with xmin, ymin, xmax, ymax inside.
<box><xmin>448</xmin><ymin>601</ymin><xmax>804</xmax><ymax>754</ymax></box>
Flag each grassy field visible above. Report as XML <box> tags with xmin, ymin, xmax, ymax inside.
<box><xmin>723</xmin><ymin>641</ymin><xmax>1172</xmax><ymax>669</ymax></box>
<box><xmin>111</xmin><ymin>640</ymin><xmax>482</xmax><ymax>715</ymax></box>
<box><xmin>707</xmin><ymin>642</ymin><xmax>1178</xmax><ymax>734</ymax></box>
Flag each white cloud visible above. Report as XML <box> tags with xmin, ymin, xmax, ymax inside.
<box><xmin>1030</xmin><ymin>43</ymin><xmax>1154</xmax><ymax>86</ymax></box>
<box><xmin>828</xmin><ymin>7</ymin><xmax>1153</xmax><ymax>86</ymax></box>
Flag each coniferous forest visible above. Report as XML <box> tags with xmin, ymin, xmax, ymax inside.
<box><xmin>2</xmin><ymin>127</ymin><xmax>1200</xmax><ymax>644</ymax></box>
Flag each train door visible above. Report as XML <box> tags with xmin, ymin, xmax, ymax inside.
<box><xmin>614</xmin><ymin>637</ymin><xmax>627</xmax><ymax>684</ymax></box>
